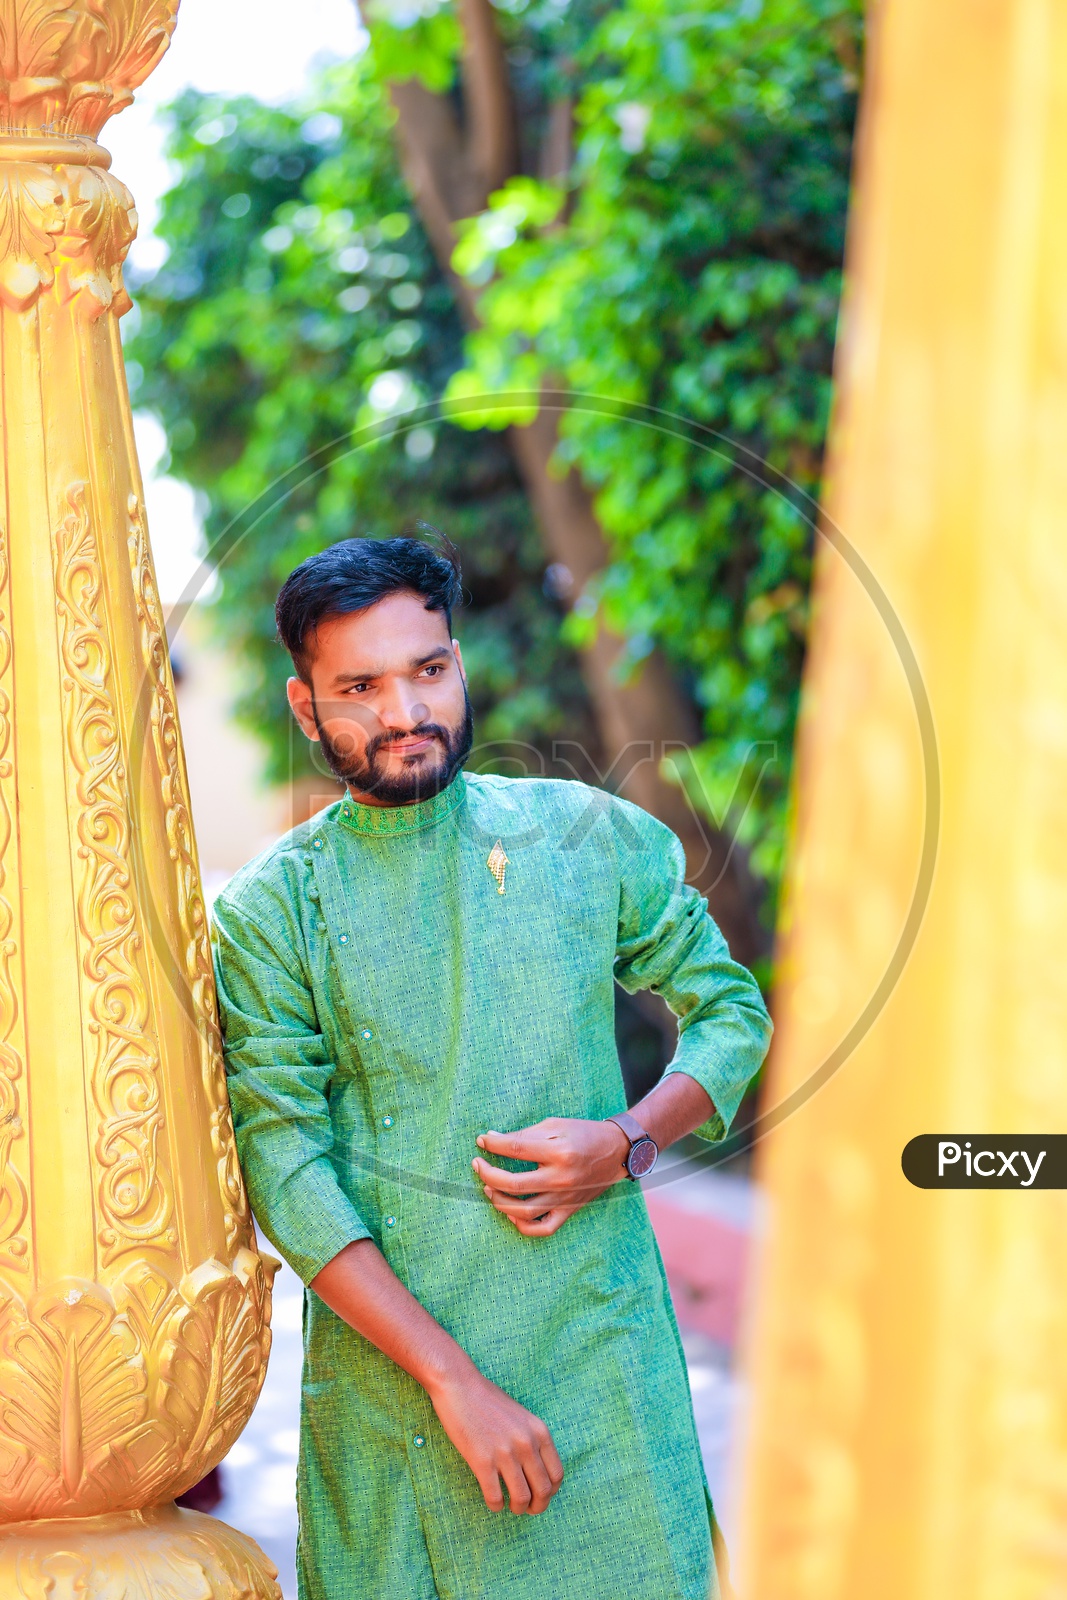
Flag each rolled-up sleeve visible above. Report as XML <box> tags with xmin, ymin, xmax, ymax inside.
<box><xmin>611</xmin><ymin>798</ymin><xmax>772</xmax><ymax>1142</ymax></box>
<box><xmin>212</xmin><ymin>892</ymin><xmax>371</xmax><ymax>1283</ymax></box>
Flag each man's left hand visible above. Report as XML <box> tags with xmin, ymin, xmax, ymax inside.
<box><xmin>472</xmin><ymin>1119</ymin><xmax>630</xmax><ymax>1237</ymax></box>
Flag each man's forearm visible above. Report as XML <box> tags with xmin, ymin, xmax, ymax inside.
<box><xmin>629</xmin><ymin>1069</ymin><xmax>714</xmax><ymax>1151</ymax></box>
<box><xmin>311</xmin><ymin>1238</ymin><xmax>474</xmax><ymax>1393</ymax></box>
<box><xmin>309</xmin><ymin>1238</ymin><xmax>565</xmax><ymax>1515</ymax></box>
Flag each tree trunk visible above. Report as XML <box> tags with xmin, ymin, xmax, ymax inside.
<box><xmin>375</xmin><ymin>2</ymin><xmax>768</xmax><ymax>964</ymax></box>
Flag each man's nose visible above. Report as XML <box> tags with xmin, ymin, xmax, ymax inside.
<box><xmin>378</xmin><ymin>689</ymin><xmax>429</xmax><ymax>729</ymax></box>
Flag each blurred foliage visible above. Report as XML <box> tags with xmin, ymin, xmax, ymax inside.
<box><xmin>127</xmin><ymin>70</ymin><xmax>597</xmax><ymax>788</ymax></box>
<box><xmin>443</xmin><ymin>0</ymin><xmax>862</xmax><ymax>885</ymax></box>
<box><xmin>128</xmin><ymin>0</ymin><xmax>861</xmax><ymax>909</ymax></box>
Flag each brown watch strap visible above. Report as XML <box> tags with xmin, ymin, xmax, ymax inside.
<box><xmin>607</xmin><ymin>1111</ymin><xmax>653</xmax><ymax>1151</ymax></box>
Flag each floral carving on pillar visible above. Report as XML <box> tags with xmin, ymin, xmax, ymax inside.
<box><xmin>0</xmin><ymin>0</ymin><xmax>179</xmax><ymax>136</ymax></box>
<box><xmin>0</xmin><ymin>0</ymin><xmax>176</xmax><ymax>315</ymax></box>
<box><xmin>0</xmin><ymin>523</ymin><xmax>27</xmax><ymax>1276</ymax></box>
<box><xmin>0</xmin><ymin>157</ymin><xmax>136</xmax><ymax>315</ymax></box>
<box><xmin>0</xmin><ymin>3</ymin><xmax>281</xmax><ymax>1590</ymax></box>
<box><xmin>54</xmin><ymin>483</ymin><xmax>174</xmax><ymax>1264</ymax></box>
<box><xmin>128</xmin><ymin>496</ymin><xmax>252</xmax><ymax>1254</ymax></box>
<box><xmin>0</xmin><ymin>1249</ymin><xmax>273</xmax><ymax>1521</ymax></box>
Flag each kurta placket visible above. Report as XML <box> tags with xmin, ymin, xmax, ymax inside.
<box><xmin>309</xmin><ymin>809</ymin><xmax>462</xmax><ymax>1592</ymax></box>
<box><xmin>213</xmin><ymin>773</ymin><xmax>772</xmax><ymax>1600</ymax></box>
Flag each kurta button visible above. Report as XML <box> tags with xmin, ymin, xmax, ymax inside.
<box><xmin>360</xmin><ymin>1028</ymin><xmax>373</xmax><ymax>1041</ymax></box>
<box><xmin>339</xmin><ymin>933</ymin><xmax>349</xmax><ymax>944</ymax></box>
<box><xmin>317</xmin><ymin>920</ymin><xmax>327</xmax><ymax>933</ymax></box>
<box><xmin>385</xmin><ymin>1215</ymin><xmax>396</xmax><ymax>1228</ymax></box>
<box><xmin>312</xmin><ymin>838</ymin><xmax>324</xmax><ymax>850</ymax></box>
<box><xmin>381</xmin><ymin>1115</ymin><xmax>394</xmax><ymax>1129</ymax></box>
<box><xmin>413</xmin><ymin>1434</ymin><xmax>425</xmax><ymax>1448</ymax></box>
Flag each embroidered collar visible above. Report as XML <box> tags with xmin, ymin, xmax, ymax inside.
<box><xmin>336</xmin><ymin>772</ymin><xmax>467</xmax><ymax>836</ymax></box>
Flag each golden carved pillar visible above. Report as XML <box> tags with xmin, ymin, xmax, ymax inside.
<box><xmin>0</xmin><ymin>4</ymin><xmax>279</xmax><ymax>1594</ymax></box>
<box><xmin>737</xmin><ymin>0</ymin><xmax>1067</xmax><ymax>1595</ymax></box>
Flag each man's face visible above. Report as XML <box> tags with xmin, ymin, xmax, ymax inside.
<box><xmin>286</xmin><ymin>591</ymin><xmax>472</xmax><ymax>806</ymax></box>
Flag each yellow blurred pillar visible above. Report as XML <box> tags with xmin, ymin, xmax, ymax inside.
<box><xmin>738</xmin><ymin>1</ymin><xmax>1067</xmax><ymax>1596</ymax></box>
<box><xmin>0</xmin><ymin>3</ymin><xmax>278</xmax><ymax>1594</ymax></box>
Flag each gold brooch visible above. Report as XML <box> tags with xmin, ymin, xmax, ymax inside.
<box><xmin>487</xmin><ymin>840</ymin><xmax>509</xmax><ymax>895</ymax></box>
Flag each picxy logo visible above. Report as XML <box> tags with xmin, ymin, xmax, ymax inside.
<box><xmin>937</xmin><ymin>1142</ymin><xmax>1044</xmax><ymax>1185</ymax></box>
<box><xmin>902</xmin><ymin>1135</ymin><xmax>1063</xmax><ymax>1189</ymax></box>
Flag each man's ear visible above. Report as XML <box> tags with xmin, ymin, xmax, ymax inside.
<box><xmin>452</xmin><ymin>639</ymin><xmax>467</xmax><ymax>686</ymax></box>
<box><xmin>287</xmin><ymin>676</ymin><xmax>320</xmax><ymax>742</ymax></box>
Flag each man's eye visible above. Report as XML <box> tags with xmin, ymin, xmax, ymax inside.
<box><xmin>421</xmin><ymin>665</ymin><xmax>442</xmax><ymax>678</ymax></box>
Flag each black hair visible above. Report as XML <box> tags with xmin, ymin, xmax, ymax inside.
<box><xmin>275</xmin><ymin>533</ymin><xmax>463</xmax><ymax>681</ymax></box>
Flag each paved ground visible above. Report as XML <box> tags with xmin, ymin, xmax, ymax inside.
<box><xmin>215</xmin><ymin>1165</ymin><xmax>752</xmax><ymax>1598</ymax></box>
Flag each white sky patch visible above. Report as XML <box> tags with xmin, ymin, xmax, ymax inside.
<box><xmin>367</xmin><ymin>370</ymin><xmax>419</xmax><ymax>414</ymax></box>
<box><xmin>108</xmin><ymin>0</ymin><xmax>363</xmax><ymax>600</ymax></box>
<box><xmin>133</xmin><ymin>413</ymin><xmax>219</xmax><ymax>604</ymax></box>
<box><xmin>614</xmin><ymin>101</ymin><xmax>651</xmax><ymax>154</ymax></box>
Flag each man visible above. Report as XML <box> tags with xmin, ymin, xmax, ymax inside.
<box><xmin>213</xmin><ymin>536</ymin><xmax>771</xmax><ymax>1600</ymax></box>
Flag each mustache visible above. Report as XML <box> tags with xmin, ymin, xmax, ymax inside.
<box><xmin>365</xmin><ymin>723</ymin><xmax>448</xmax><ymax>760</ymax></box>
<box><xmin>310</xmin><ymin>691</ymin><xmax>473</xmax><ymax>802</ymax></box>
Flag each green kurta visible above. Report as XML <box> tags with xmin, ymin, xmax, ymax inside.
<box><xmin>213</xmin><ymin>773</ymin><xmax>771</xmax><ymax>1600</ymax></box>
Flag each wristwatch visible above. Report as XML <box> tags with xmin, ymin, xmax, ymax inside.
<box><xmin>607</xmin><ymin>1111</ymin><xmax>659</xmax><ymax>1180</ymax></box>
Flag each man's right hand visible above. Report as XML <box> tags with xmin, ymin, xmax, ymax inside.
<box><xmin>427</xmin><ymin>1364</ymin><xmax>564</xmax><ymax>1514</ymax></box>
<box><xmin>311</xmin><ymin>1238</ymin><xmax>563</xmax><ymax>1515</ymax></box>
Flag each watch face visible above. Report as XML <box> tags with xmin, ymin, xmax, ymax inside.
<box><xmin>627</xmin><ymin>1138</ymin><xmax>658</xmax><ymax>1179</ymax></box>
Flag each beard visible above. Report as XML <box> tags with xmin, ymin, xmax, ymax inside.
<box><xmin>312</xmin><ymin>689</ymin><xmax>474</xmax><ymax>805</ymax></box>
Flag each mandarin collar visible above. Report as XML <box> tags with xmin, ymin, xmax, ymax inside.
<box><xmin>336</xmin><ymin>772</ymin><xmax>467</xmax><ymax>836</ymax></box>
